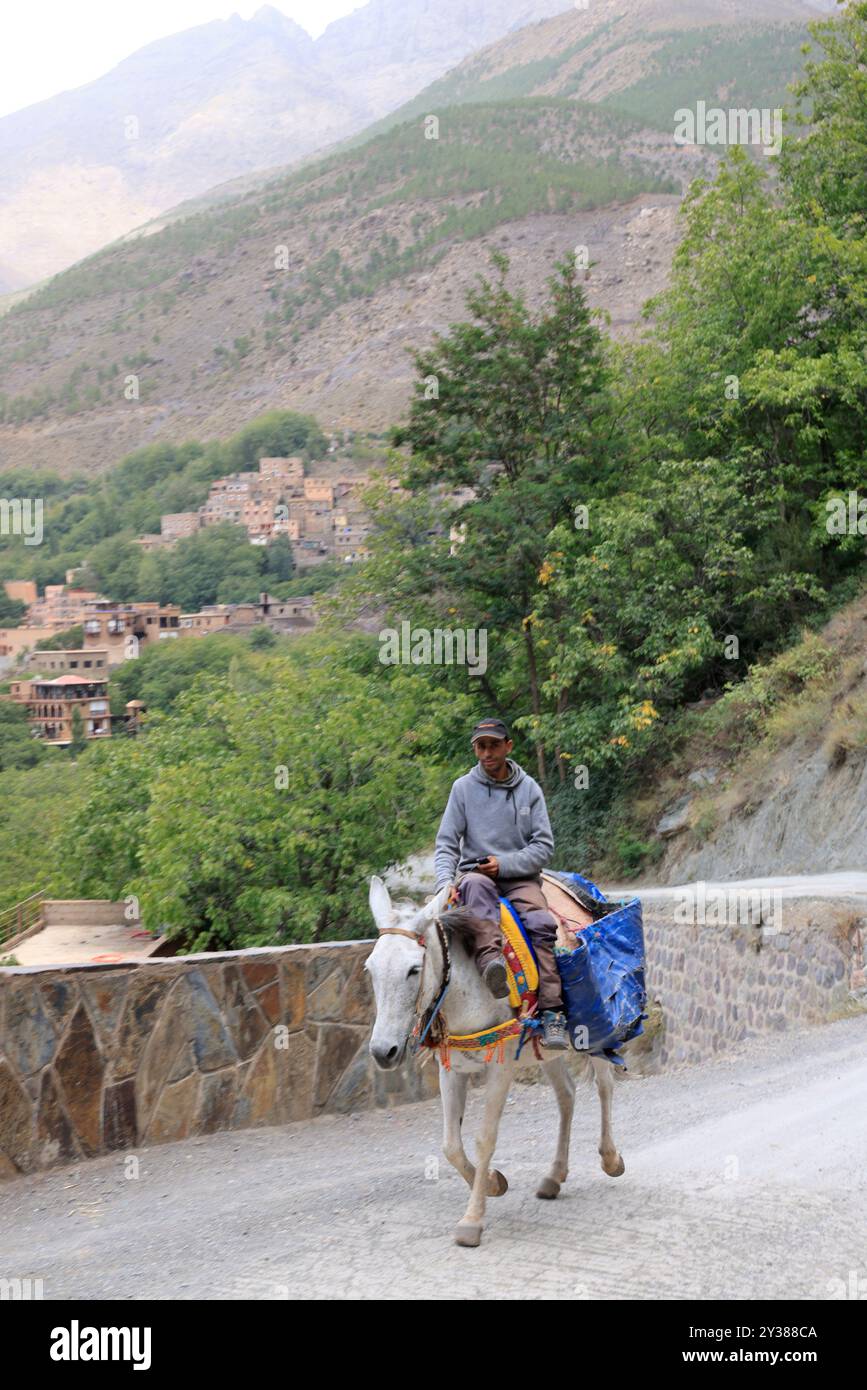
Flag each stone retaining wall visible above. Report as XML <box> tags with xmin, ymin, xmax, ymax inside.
<box><xmin>1</xmin><ymin>901</ymin><xmax>864</xmax><ymax>1180</ymax></box>
<box><xmin>0</xmin><ymin>941</ymin><xmax>436</xmax><ymax>1181</ymax></box>
<box><xmin>640</xmin><ymin>895</ymin><xmax>866</xmax><ymax>1068</ymax></box>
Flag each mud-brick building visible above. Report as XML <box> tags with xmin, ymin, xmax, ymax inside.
<box><xmin>7</xmin><ymin>673</ymin><xmax>112</xmax><ymax>744</ymax></box>
<box><xmin>83</xmin><ymin>601</ymin><xmax>181</xmax><ymax>665</ymax></box>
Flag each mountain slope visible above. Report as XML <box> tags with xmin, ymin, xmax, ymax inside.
<box><xmin>0</xmin><ymin>0</ymin><xmax>574</xmax><ymax>289</ymax></box>
<box><xmin>347</xmin><ymin>0</ymin><xmax>818</xmax><ymax>142</ymax></box>
<box><xmin>647</xmin><ymin>593</ymin><xmax>867</xmax><ymax>881</ymax></box>
<box><xmin>0</xmin><ymin>98</ymin><xmax>691</xmax><ymax>476</ymax></box>
<box><xmin>0</xmin><ymin>0</ymin><xmax>824</xmax><ymax>477</ymax></box>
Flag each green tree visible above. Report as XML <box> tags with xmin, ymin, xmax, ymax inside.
<box><xmin>0</xmin><ymin>592</ymin><xmax>26</xmax><ymax>626</ymax></box>
<box><xmin>78</xmin><ymin>535</ymin><xmax>141</xmax><ymax>600</ymax></box>
<box><xmin>35</xmin><ymin>625</ymin><xmax>84</xmax><ymax>651</ymax></box>
<box><xmin>109</xmin><ymin>630</ymin><xmax>257</xmax><ymax>714</ymax></box>
<box><xmin>162</xmin><ymin>525</ymin><xmax>263</xmax><ymax>611</ymax></box>
<box><xmin>224</xmin><ymin>410</ymin><xmax>327</xmax><ymax>469</ymax></box>
<box><xmin>263</xmin><ymin>535</ymin><xmax>294</xmax><ymax>583</ymax></box>
<box><xmin>0</xmin><ymin>759</ymin><xmax>80</xmax><ymax>911</ymax></box>
<box><xmin>248</xmin><ymin>625</ymin><xmax>277</xmax><ymax>650</ymax></box>
<box><xmin>60</xmin><ymin>637</ymin><xmax>474</xmax><ymax>950</ymax></box>
<box><xmin>529</xmin><ymin>457</ymin><xmax>825</xmax><ymax>784</ymax></box>
<box><xmin>385</xmin><ymin>252</ymin><xmax>617</xmax><ymax>783</ymax></box>
<box><xmin>69</xmin><ymin>706</ymin><xmax>86</xmax><ymax>755</ymax></box>
<box><xmin>0</xmin><ymin>700</ymin><xmax>42</xmax><ymax>771</ymax></box>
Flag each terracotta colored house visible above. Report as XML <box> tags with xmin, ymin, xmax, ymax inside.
<box><xmin>8</xmin><ymin>674</ymin><xmax>112</xmax><ymax>744</ymax></box>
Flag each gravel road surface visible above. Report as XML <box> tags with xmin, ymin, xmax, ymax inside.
<box><xmin>2</xmin><ymin>1012</ymin><xmax>865</xmax><ymax>1301</ymax></box>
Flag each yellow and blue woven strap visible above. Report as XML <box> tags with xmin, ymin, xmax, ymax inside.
<box><xmin>499</xmin><ymin>896</ymin><xmax>539</xmax><ymax>1006</ymax></box>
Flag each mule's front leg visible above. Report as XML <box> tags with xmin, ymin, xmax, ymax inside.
<box><xmin>454</xmin><ymin>1061</ymin><xmax>514</xmax><ymax>1247</ymax></box>
<box><xmin>439</xmin><ymin>1065</ymin><xmax>475</xmax><ymax>1187</ymax></box>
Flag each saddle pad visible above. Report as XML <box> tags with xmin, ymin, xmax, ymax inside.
<box><xmin>498</xmin><ymin>898</ymin><xmax>539</xmax><ymax>1009</ymax></box>
<box><xmin>540</xmin><ymin>872</ymin><xmax>597</xmax><ymax>947</ymax></box>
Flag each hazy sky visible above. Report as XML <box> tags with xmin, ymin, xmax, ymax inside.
<box><xmin>0</xmin><ymin>1</ymin><xmax>366</xmax><ymax>119</ymax></box>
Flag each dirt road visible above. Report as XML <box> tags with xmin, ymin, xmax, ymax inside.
<box><xmin>607</xmin><ymin>872</ymin><xmax>867</xmax><ymax>902</ymax></box>
<box><xmin>2</xmin><ymin>1012</ymin><xmax>865</xmax><ymax>1300</ymax></box>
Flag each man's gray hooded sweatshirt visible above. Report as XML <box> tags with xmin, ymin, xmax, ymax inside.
<box><xmin>434</xmin><ymin>758</ymin><xmax>554</xmax><ymax>890</ymax></box>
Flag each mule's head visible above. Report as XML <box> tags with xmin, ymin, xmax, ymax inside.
<box><xmin>365</xmin><ymin>876</ymin><xmax>450</xmax><ymax>1070</ymax></box>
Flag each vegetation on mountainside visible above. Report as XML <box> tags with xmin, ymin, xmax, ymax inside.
<box><xmin>0</xmin><ymin>760</ymin><xmax>80</xmax><ymax>905</ymax></box>
<box><xmin>0</xmin><ymin>100</ymin><xmax>675</xmax><ymax>427</ymax></box>
<box><xmin>55</xmin><ymin>635</ymin><xmax>474</xmax><ymax>949</ymax></box>
<box><xmin>0</xmin><ymin>699</ymin><xmax>44</xmax><ymax>771</ymax></box>
<box><xmin>354</xmin><ymin>21</ymin><xmax>808</xmax><ymax>140</ymax></box>
<box><xmin>36</xmin><ymin>625</ymin><xmax>84</xmax><ymax>650</ymax></box>
<box><xmin>0</xmin><ymin>10</ymin><xmax>816</xmax><ymax>449</ymax></box>
<box><xmin>76</xmin><ymin>525</ymin><xmax>297</xmax><ymax>610</ymax></box>
<box><xmin>0</xmin><ymin>590</ymin><xmax>26</xmax><ymax>626</ymax></box>
<box><xmin>0</xmin><ymin>3</ymin><xmax>864</xmax><ymax>935</ymax></box>
<box><xmin>0</xmin><ymin>411</ymin><xmax>323</xmax><ymax>598</ymax></box>
<box><xmin>643</xmin><ymin>598</ymin><xmax>867</xmax><ymax>853</ymax></box>
<box><xmin>106</xmin><ymin>630</ymin><xmax>278</xmax><ymax>717</ymax></box>
<box><xmin>595</xmin><ymin>26</ymin><xmax>809</xmax><ymax>129</ymax></box>
<box><xmin>0</xmin><ymin>628</ymin><xmax>303</xmax><ymax>910</ymax></box>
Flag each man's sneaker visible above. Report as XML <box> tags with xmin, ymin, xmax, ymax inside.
<box><xmin>482</xmin><ymin>956</ymin><xmax>510</xmax><ymax>999</ymax></box>
<box><xmin>540</xmin><ymin>1010</ymin><xmax>568</xmax><ymax>1050</ymax></box>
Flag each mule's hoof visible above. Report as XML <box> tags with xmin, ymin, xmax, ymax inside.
<box><xmin>487</xmin><ymin>1169</ymin><xmax>508</xmax><ymax>1197</ymax></box>
<box><xmin>454</xmin><ymin>1222</ymin><xmax>483</xmax><ymax>1247</ymax></box>
<box><xmin>536</xmin><ymin>1177</ymin><xmax>561</xmax><ymax>1200</ymax></box>
<box><xmin>602</xmin><ymin>1153</ymin><xmax>625</xmax><ymax>1177</ymax></box>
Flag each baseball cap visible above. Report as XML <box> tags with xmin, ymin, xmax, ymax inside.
<box><xmin>470</xmin><ymin>718</ymin><xmax>511</xmax><ymax>744</ymax></box>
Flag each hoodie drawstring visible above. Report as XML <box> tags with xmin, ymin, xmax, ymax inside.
<box><xmin>479</xmin><ymin>765</ymin><xmax>519</xmax><ymax>822</ymax></box>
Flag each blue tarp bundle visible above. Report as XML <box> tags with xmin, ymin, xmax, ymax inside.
<box><xmin>550</xmin><ymin>871</ymin><xmax>647</xmax><ymax>1066</ymax></box>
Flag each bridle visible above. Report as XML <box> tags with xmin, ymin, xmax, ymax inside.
<box><xmin>377</xmin><ymin>927</ymin><xmax>428</xmax><ymax>943</ymax></box>
<box><xmin>374</xmin><ymin>908</ymin><xmax>544</xmax><ymax>1067</ymax></box>
<box><xmin>376</xmin><ymin>917</ymin><xmax>452</xmax><ymax>1054</ymax></box>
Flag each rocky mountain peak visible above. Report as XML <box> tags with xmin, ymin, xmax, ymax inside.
<box><xmin>250</xmin><ymin>5</ymin><xmax>314</xmax><ymax>46</ymax></box>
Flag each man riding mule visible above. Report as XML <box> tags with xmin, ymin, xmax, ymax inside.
<box><xmin>434</xmin><ymin>717</ymin><xmax>569</xmax><ymax>1050</ymax></box>
<box><xmin>364</xmin><ymin>877</ymin><xmax>625</xmax><ymax>1247</ymax></box>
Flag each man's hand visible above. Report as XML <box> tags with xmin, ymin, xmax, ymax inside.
<box><xmin>477</xmin><ymin>856</ymin><xmax>499</xmax><ymax>879</ymax></box>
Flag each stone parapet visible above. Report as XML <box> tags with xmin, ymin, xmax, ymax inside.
<box><xmin>2</xmin><ymin>900</ymin><xmax>864</xmax><ymax>1179</ymax></box>
<box><xmin>0</xmin><ymin>941</ymin><xmax>437</xmax><ymax>1180</ymax></box>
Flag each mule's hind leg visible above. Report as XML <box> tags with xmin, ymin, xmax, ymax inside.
<box><xmin>537</xmin><ymin>1056</ymin><xmax>575</xmax><ymax>1199</ymax></box>
<box><xmin>454</xmin><ymin>1060</ymin><xmax>514</xmax><ymax>1247</ymax></box>
<box><xmin>591</xmin><ymin>1054</ymin><xmax>625</xmax><ymax>1177</ymax></box>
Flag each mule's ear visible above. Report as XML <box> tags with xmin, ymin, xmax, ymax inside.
<box><xmin>369</xmin><ymin>875</ymin><xmax>393</xmax><ymax>932</ymax></box>
<box><xmin>423</xmin><ymin>883</ymin><xmax>451</xmax><ymax>921</ymax></box>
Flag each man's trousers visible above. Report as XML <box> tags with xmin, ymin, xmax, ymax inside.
<box><xmin>456</xmin><ymin>870</ymin><xmax>564</xmax><ymax>1012</ymax></box>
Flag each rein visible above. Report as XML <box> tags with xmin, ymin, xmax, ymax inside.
<box><xmin>376</xmin><ymin>918</ymin><xmax>452</xmax><ymax>1054</ymax></box>
<box><xmin>412</xmin><ymin>918</ymin><xmax>452</xmax><ymax>1053</ymax></box>
<box><xmin>377</xmin><ymin>909</ymin><xmax>540</xmax><ymax>1069</ymax></box>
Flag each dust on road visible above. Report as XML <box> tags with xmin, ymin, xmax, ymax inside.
<box><xmin>2</xmin><ymin>1013</ymin><xmax>865</xmax><ymax>1300</ymax></box>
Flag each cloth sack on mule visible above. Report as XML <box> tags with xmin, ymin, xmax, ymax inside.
<box><xmin>434</xmin><ymin>755</ymin><xmax>564</xmax><ymax>1013</ymax></box>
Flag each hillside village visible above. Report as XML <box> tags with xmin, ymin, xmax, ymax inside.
<box><xmin>0</xmin><ymin>450</ymin><xmax>383</xmax><ymax>745</ymax></box>
<box><xmin>0</xmin><ymin>0</ymin><xmax>864</xmax><ymax>1317</ymax></box>
<box><xmin>132</xmin><ymin>452</ymin><xmax>375</xmax><ymax>565</ymax></box>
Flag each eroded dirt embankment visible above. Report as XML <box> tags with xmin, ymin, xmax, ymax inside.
<box><xmin>656</xmin><ymin>596</ymin><xmax>867</xmax><ymax>884</ymax></box>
